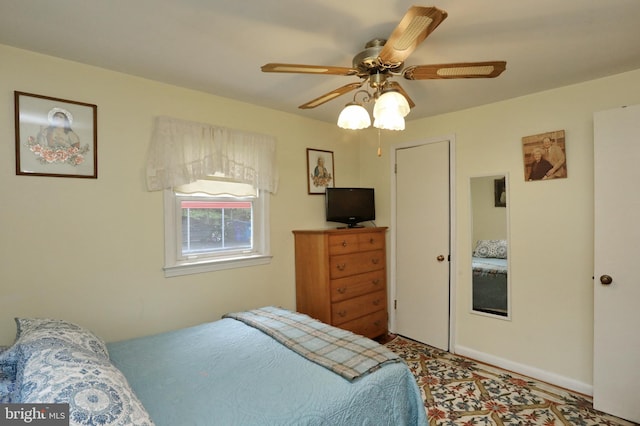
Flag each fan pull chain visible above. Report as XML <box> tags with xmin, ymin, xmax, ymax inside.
<box><xmin>377</xmin><ymin>129</ymin><xmax>382</xmax><ymax>157</ymax></box>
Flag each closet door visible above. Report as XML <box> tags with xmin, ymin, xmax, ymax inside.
<box><xmin>393</xmin><ymin>139</ymin><xmax>451</xmax><ymax>350</ymax></box>
<box><xmin>593</xmin><ymin>104</ymin><xmax>640</xmax><ymax>423</ymax></box>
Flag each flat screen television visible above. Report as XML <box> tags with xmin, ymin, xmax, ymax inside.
<box><xmin>325</xmin><ymin>187</ymin><xmax>375</xmax><ymax>228</ymax></box>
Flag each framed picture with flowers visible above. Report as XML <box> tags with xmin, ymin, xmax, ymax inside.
<box><xmin>14</xmin><ymin>91</ymin><xmax>97</xmax><ymax>178</ymax></box>
<box><xmin>307</xmin><ymin>148</ymin><xmax>334</xmax><ymax>194</ymax></box>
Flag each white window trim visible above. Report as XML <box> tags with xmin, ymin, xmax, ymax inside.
<box><xmin>163</xmin><ymin>189</ymin><xmax>271</xmax><ymax>277</ymax></box>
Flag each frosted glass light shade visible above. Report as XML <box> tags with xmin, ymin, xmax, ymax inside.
<box><xmin>374</xmin><ymin>91</ymin><xmax>410</xmax><ymax>118</ymax></box>
<box><xmin>337</xmin><ymin>103</ymin><xmax>371</xmax><ymax>129</ymax></box>
<box><xmin>373</xmin><ymin>108</ymin><xmax>405</xmax><ymax>131</ymax></box>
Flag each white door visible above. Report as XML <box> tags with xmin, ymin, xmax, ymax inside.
<box><xmin>393</xmin><ymin>140</ymin><xmax>451</xmax><ymax>350</ymax></box>
<box><xmin>593</xmin><ymin>104</ymin><xmax>640</xmax><ymax>423</ymax></box>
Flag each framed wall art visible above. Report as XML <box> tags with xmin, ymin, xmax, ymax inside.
<box><xmin>307</xmin><ymin>148</ymin><xmax>334</xmax><ymax>194</ymax></box>
<box><xmin>522</xmin><ymin>129</ymin><xmax>566</xmax><ymax>182</ymax></box>
<box><xmin>494</xmin><ymin>177</ymin><xmax>506</xmax><ymax>207</ymax></box>
<box><xmin>14</xmin><ymin>91</ymin><xmax>98</xmax><ymax>178</ymax></box>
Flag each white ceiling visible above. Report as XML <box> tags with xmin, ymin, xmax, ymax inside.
<box><xmin>2</xmin><ymin>0</ymin><xmax>640</xmax><ymax>125</ymax></box>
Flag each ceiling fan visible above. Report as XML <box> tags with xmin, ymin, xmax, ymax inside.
<box><xmin>261</xmin><ymin>6</ymin><xmax>506</xmax><ymax>114</ymax></box>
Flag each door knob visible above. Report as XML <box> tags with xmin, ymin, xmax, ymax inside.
<box><xmin>599</xmin><ymin>275</ymin><xmax>613</xmax><ymax>285</ymax></box>
<box><xmin>437</xmin><ymin>255</ymin><xmax>445</xmax><ymax>262</ymax></box>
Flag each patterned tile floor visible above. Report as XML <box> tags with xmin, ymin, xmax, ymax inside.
<box><xmin>385</xmin><ymin>336</ymin><xmax>637</xmax><ymax>426</ymax></box>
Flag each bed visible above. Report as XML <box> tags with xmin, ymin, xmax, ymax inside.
<box><xmin>472</xmin><ymin>239</ymin><xmax>508</xmax><ymax>316</ymax></box>
<box><xmin>0</xmin><ymin>306</ymin><xmax>427</xmax><ymax>426</ymax></box>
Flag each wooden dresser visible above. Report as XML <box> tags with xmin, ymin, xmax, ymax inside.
<box><xmin>292</xmin><ymin>227</ymin><xmax>388</xmax><ymax>339</ymax></box>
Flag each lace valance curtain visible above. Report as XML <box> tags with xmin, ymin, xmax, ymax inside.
<box><xmin>146</xmin><ymin>116</ymin><xmax>278</xmax><ymax>193</ymax></box>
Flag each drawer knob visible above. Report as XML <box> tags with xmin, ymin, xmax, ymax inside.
<box><xmin>372</xmin><ymin>279</ymin><xmax>380</xmax><ymax>285</ymax></box>
<box><xmin>374</xmin><ymin>320</ymin><xmax>381</xmax><ymax>326</ymax></box>
<box><xmin>342</xmin><ymin>240</ymin><xmax>348</xmax><ymax>247</ymax></box>
<box><xmin>337</xmin><ymin>310</ymin><xmax>347</xmax><ymax>317</ymax></box>
<box><xmin>373</xmin><ymin>299</ymin><xmax>381</xmax><ymax>306</ymax></box>
<box><xmin>371</xmin><ymin>258</ymin><xmax>379</xmax><ymax>265</ymax></box>
<box><xmin>336</xmin><ymin>263</ymin><xmax>346</xmax><ymax>271</ymax></box>
<box><xmin>369</xmin><ymin>238</ymin><xmax>375</xmax><ymax>244</ymax></box>
<box><xmin>337</xmin><ymin>287</ymin><xmax>347</xmax><ymax>294</ymax></box>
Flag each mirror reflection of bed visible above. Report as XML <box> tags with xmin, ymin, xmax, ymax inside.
<box><xmin>472</xmin><ymin>241</ymin><xmax>508</xmax><ymax>316</ymax></box>
<box><xmin>470</xmin><ymin>175</ymin><xmax>509</xmax><ymax>318</ymax></box>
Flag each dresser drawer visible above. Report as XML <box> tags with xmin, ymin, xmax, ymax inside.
<box><xmin>338</xmin><ymin>310</ymin><xmax>387</xmax><ymax>339</ymax></box>
<box><xmin>330</xmin><ymin>270</ymin><xmax>386</xmax><ymax>302</ymax></box>
<box><xmin>328</xmin><ymin>233</ymin><xmax>360</xmax><ymax>255</ymax></box>
<box><xmin>328</xmin><ymin>231</ymin><xmax>385</xmax><ymax>255</ymax></box>
<box><xmin>330</xmin><ymin>249</ymin><xmax>385</xmax><ymax>279</ymax></box>
<box><xmin>331</xmin><ymin>290</ymin><xmax>386</xmax><ymax>325</ymax></box>
<box><xmin>356</xmin><ymin>232</ymin><xmax>385</xmax><ymax>251</ymax></box>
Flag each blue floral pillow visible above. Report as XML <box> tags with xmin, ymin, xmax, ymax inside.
<box><xmin>18</xmin><ymin>345</ymin><xmax>154</xmax><ymax>425</ymax></box>
<box><xmin>1</xmin><ymin>318</ymin><xmax>109</xmax><ymax>403</ymax></box>
<box><xmin>473</xmin><ymin>239</ymin><xmax>508</xmax><ymax>259</ymax></box>
<box><xmin>0</xmin><ymin>346</ymin><xmax>17</xmax><ymax>403</ymax></box>
<box><xmin>13</xmin><ymin>318</ymin><xmax>109</xmax><ymax>360</ymax></box>
<box><xmin>6</xmin><ymin>318</ymin><xmax>154</xmax><ymax>425</ymax></box>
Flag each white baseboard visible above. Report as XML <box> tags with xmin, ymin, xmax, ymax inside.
<box><xmin>454</xmin><ymin>345</ymin><xmax>593</xmax><ymax>396</ymax></box>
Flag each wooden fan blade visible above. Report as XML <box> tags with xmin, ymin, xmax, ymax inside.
<box><xmin>386</xmin><ymin>82</ymin><xmax>416</xmax><ymax>109</ymax></box>
<box><xmin>403</xmin><ymin>61</ymin><xmax>507</xmax><ymax>80</ymax></box>
<box><xmin>299</xmin><ymin>82</ymin><xmax>363</xmax><ymax>109</ymax></box>
<box><xmin>261</xmin><ymin>63</ymin><xmax>358</xmax><ymax>76</ymax></box>
<box><xmin>378</xmin><ymin>6</ymin><xmax>448</xmax><ymax>68</ymax></box>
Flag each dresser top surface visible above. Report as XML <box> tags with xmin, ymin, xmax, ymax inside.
<box><xmin>292</xmin><ymin>227</ymin><xmax>387</xmax><ymax>236</ymax></box>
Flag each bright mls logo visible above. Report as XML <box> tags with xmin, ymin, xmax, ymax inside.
<box><xmin>1</xmin><ymin>404</ymin><xmax>68</xmax><ymax>425</ymax></box>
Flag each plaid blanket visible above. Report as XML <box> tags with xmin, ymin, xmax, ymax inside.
<box><xmin>223</xmin><ymin>306</ymin><xmax>401</xmax><ymax>381</ymax></box>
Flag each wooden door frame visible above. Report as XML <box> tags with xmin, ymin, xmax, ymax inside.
<box><xmin>389</xmin><ymin>135</ymin><xmax>457</xmax><ymax>350</ymax></box>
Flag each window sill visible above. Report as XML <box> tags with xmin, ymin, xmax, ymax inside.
<box><xmin>164</xmin><ymin>254</ymin><xmax>272</xmax><ymax>277</ymax></box>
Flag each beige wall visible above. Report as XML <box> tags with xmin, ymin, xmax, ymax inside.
<box><xmin>363</xmin><ymin>68</ymin><xmax>640</xmax><ymax>390</ymax></box>
<box><xmin>0</xmin><ymin>44</ymin><xmax>367</xmax><ymax>344</ymax></box>
<box><xmin>3</xmin><ymin>42</ymin><xmax>640</xmax><ymax>392</ymax></box>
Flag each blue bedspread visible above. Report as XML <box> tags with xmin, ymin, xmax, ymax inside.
<box><xmin>108</xmin><ymin>313</ymin><xmax>427</xmax><ymax>426</ymax></box>
<box><xmin>472</xmin><ymin>256</ymin><xmax>507</xmax><ymax>276</ymax></box>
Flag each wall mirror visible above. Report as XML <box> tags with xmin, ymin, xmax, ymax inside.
<box><xmin>470</xmin><ymin>174</ymin><xmax>510</xmax><ymax>318</ymax></box>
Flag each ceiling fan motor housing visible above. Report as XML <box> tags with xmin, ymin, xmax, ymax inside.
<box><xmin>353</xmin><ymin>38</ymin><xmax>403</xmax><ymax>76</ymax></box>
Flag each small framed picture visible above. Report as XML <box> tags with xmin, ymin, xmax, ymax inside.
<box><xmin>15</xmin><ymin>91</ymin><xmax>97</xmax><ymax>178</ymax></box>
<box><xmin>307</xmin><ymin>148</ymin><xmax>334</xmax><ymax>194</ymax></box>
<box><xmin>522</xmin><ymin>129</ymin><xmax>566</xmax><ymax>182</ymax></box>
<box><xmin>494</xmin><ymin>177</ymin><xmax>506</xmax><ymax>207</ymax></box>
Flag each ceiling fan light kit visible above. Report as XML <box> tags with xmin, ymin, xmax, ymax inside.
<box><xmin>337</xmin><ymin>87</ymin><xmax>409</xmax><ymax>130</ymax></box>
<box><xmin>261</xmin><ymin>5</ymin><xmax>507</xmax><ymax>131</ymax></box>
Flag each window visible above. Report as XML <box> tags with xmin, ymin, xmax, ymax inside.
<box><xmin>163</xmin><ymin>180</ymin><xmax>270</xmax><ymax>277</ymax></box>
<box><xmin>146</xmin><ymin>116</ymin><xmax>278</xmax><ymax>276</ymax></box>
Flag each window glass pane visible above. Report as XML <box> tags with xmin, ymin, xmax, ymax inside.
<box><xmin>164</xmin><ymin>182</ymin><xmax>269</xmax><ymax>276</ymax></box>
<box><xmin>181</xmin><ymin>200</ymin><xmax>253</xmax><ymax>256</ymax></box>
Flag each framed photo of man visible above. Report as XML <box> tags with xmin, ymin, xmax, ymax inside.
<box><xmin>307</xmin><ymin>148</ymin><xmax>334</xmax><ymax>194</ymax></box>
<box><xmin>522</xmin><ymin>129</ymin><xmax>567</xmax><ymax>182</ymax></box>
